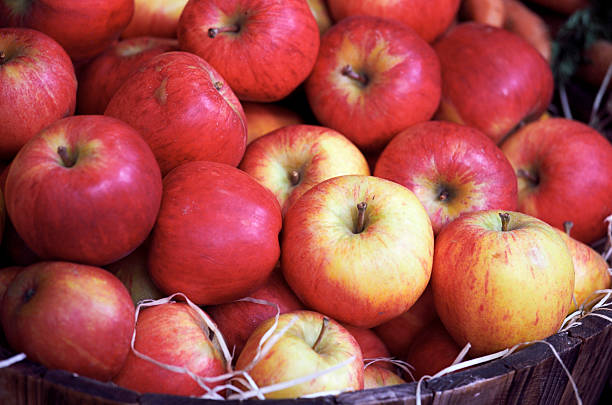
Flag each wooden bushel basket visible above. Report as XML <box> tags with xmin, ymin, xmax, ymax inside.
<box><xmin>0</xmin><ymin>294</ymin><xmax>610</xmax><ymax>405</ymax></box>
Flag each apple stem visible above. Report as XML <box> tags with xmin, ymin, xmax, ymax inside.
<box><xmin>312</xmin><ymin>317</ymin><xmax>329</xmax><ymax>352</ymax></box>
<box><xmin>208</xmin><ymin>25</ymin><xmax>241</xmax><ymax>38</ymax></box>
<box><xmin>57</xmin><ymin>146</ymin><xmax>77</xmax><ymax>168</ymax></box>
<box><xmin>438</xmin><ymin>190</ymin><xmax>449</xmax><ymax>201</ymax></box>
<box><xmin>341</xmin><ymin>65</ymin><xmax>369</xmax><ymax>86</ymax></box>
<box><xmin>499</xmin><ymin>212</ymin><xmax>511</xmax><ymax>232</ymax></box>
<box><xmin>563</xmin><ymin>221</ymin><xmax>574</xmax><ymax>236</ymax></box>
<box><xmin>355</xmin><ymin>201</ymin><xmax>367</xmax><ymax>234</ymax></box>
<box><xmin>517</xmin><ymin>168</ymin><xmax>539</xmax><ymax>185</ymax></box>
<box><xmin>288</xmin><ymin>170</ymin><xmax>300</xmax><ymax>186</ymax></box>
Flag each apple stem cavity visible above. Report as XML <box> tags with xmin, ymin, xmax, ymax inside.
<box><xmin>355</xmin><ymin>202</ymin><xmax>368</xmax><ymax>234</ymax></box>
<box><xmin>312</xmin><ymin>317</ymin><xmax>329</xmax><ymax>352</ymax></box>
<box><xmin>438</xmin><ymin>190</ymin><xmax>450</xmax><ymax>201</ymax></box>
<box><xmin>208</xmin><ymin>25</ymin><xmax>241</xmax><ymax>38</ymax></box>
<box><xmin>517</xmin><ymin>168</ymin><xmax>539</xmax><ymax>185</ymax></box>
<box><xmin>341</xmin><ymin>65</ymin><xmax>369</xmax><ymax>86</ymax></box>
<box><xmin>57</xmin><ymin>146</ymin><xmax>77</xmax><ymax>168</ymax></box>
<box><xmin>0</xmin><ymin>51</ymin><xmax>6</xmax><ymax>65</ymax></box>
<box><xmin>499</xmin><ymin>212</ymin><xmax>511</xmax><ymax>232</ymax></box>
<box><xmin>564</xmin><ymin>221</ymin><xmax>574</xmax><ymax>236</ymax></box>
<box><xmin>23</xmin><ymin>288</ymin><xmax>35</xmax><ymax>303</ymax></box>
<box><xmin>288</xmin><ymin>170</ymin><xmax>300</xmax><ymax>186</ymax></box>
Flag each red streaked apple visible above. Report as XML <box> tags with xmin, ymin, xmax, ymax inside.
<box><xmin>5</xmin><ymin>115</ymin><xmax>162</xmax><ymax>266</ymax></box>
<box><xmin>148</xmin><ymin>161</ymin><xmax>282</xmax><ymax>306</ymax></box>
<box><xmin>282</xmin><ymin>175</ymin><xmax>434</xmax><ymax>328</ymax></box>
<box><xmin>105</xmin><ymin>51</ymin><xmax>247</xmax><ymax>175</ymax></box>
<box><xmin>1</xmin><ymin>261</ymin><xmax>135</xmax><ymax>381</ymax></box>
<box><xmin>122</xmin><ymin>0</ymin><xmax>190</xmax><ymax>39</ymax></box>
<box><xmin>305</xmin><ymin>15</ymin><xmax>441</xmax><ymax>152</ymax></box>
<box><xmin>364</xmin><ymin>365</ymin><xmax>405</xmax><ymax>389</ymax></box>
<box><xmin>326</xmin><ymin>0</ymin><xmax>461</xmax><ymax>43</ymax></box>
<box><xmin>242</xmin><ymin>102</ymin><xmax>303</xmax><ymax>145</ymax></box>
<box><xmin>178</xmin><ymin>0</ymin><xmax>320</xmax><ymax>102</ymax></box>
<box><xmin>77</xmin><ymin>36</ymin><xmax>179</xmax><ymax>115</ymax></box>
<box><xmin>0</xmin><ymin>28</ymin><xmax>76</xmax><ymax>160</ymax></box>
<box><xmin>342</xmin><ymin>324</ymin><xmax>393</xmax><ymax>371</ymax></box>
<box><xmin>113</xmin><ymin>302</ymin><xmax>227</xmax><ymax>396</ymax></box>
<box><xmin>206</xmin><ymin>269</ymin><xmax>303</xmax><ymax>359</ymax></box>
<box><xmin>434</xmin><ymin>22</ymin><xmax>553</xmax><ymax>143</ymax></box>
<box><xmin>235</xmin><ymin>310</ymin><xmax>364</xmax><ymax>399</ymax></box>
<box><xmin>0</xmin><ymin>0</ymin><xmax>134</xmax><ymax>62</ymax></box>
<box><xmin>400</xmin><ymin>319</ymin><xmax>462</xmax><ymax>379</ymax></box>
<box><xmin>431</xmin><ymin>210</ymin><xmax>575</xmax><ymax>356</ymax></box>
<box><xmin>373</xmin><ymin>285</ymin><xmax>437</xmax><ymax>358</ymax></box>
<box><xmin>555</xmin><ymin>223</ymin><xmax>611</xmax><ymax>313</ymax></box>
<box><xmin>239</xmin><ymin>125</ymin><xmax>370</xmax><ymax>216</ymax></box>
<box><xmin>500</xmin><ymin>118</ymin><xmax>612</xmax><ymax>244</ymax></box>
<box><xmin>374</xmin><ymin>121</ymin><xmax>518</xmax><ymax>234</ymax></box>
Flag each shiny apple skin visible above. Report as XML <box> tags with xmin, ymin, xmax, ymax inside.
<box><xmin>122</xmin><ymin>0</ymin><xmax>189</xmax><ymax>39</ymax></box>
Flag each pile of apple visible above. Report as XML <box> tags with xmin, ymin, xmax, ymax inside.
<box><xmin>1</xmin><ymin>0</ymin><xmax>611</xmax><ymax>400</ymax></box>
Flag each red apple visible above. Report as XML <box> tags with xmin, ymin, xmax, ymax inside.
<box><xmin>113</xmin><ymin>302</ymin><xmax>227</xmax><ymax>396</ymax></box>
<box><xmin>5</xmin><ymin>115</ymin><xmax>162</xmax><ymax>266</ymax></box>
<box><xmin>206</xmin><ymin>269</ymin><xmax>303</xmax><ymax>359</ymax></box>
<box><xmin>1</xmin><ymin>261</ymin><xmax>135</xmax><ymax>381</ymax></box>
<box><xmin>326</xmin><ymin>0</ymin><xmax>461</xmax><ymax>43</ymax></box>
<box><xmin>401</xmin><ymin>319</ymin><xmax>462</xmax><ymax>379</ymax></box>
<box><xmin>555</xmin><ymin>223</ymin><xmax>611</xmax><ymax>313</ymax></box>
<box><xmin>500</xmin><ymin>118</ymin><xmax>612</xmax><ymax>244</ymax></box>
<box><xmin>434</xmin><ymin>22</ymin><xmax>553</xmax><ymax>143</ymax></box>
<box><xmin>373</xmin><ymin>285</ymin><xmax>437</xmax><ymax>358</ymax></box>
<box><xmin>105</xmin><ymin>243</ymin><xmax>165</xmax><ymax>306</ymax></box>
<box><xmin>177</xmin><ymin>0</ymin><xmax>320</xmax><ymax>102</ymax></box>
<box><xmin>364</xmin><ymin>365</ymin><xmax>405</xmax><ymax>389</ymax></box>
<box><xmin>305</xmin><ymin>15</ymin><xmax>441</xmax><ymax>152</ymax></box>
<box><xmin>242</xmin><ymin>102</ymin><xmax>303</xmax><ymax>145</ymax></box>
<box><xmin>122</xmin><ymin>0</ymin><xmax>190</xmax><ymax>39</ymax></box>
<box><xmin>0</xmin><ymin>266</ymin><xmax>22</xmax><ymax>302</ymax></box>
<box><xmin>0</xmin><ymin>28</ymin><xmax>76</xmax><ymax>159</ymax></box>
<box><xmin>306</xmin><ymin>0</ymin><xmax>333</xmax><ymax>35</ymax></box>
<box><xmin>0</xmin><ymin>0</ymin><xmax>134</xmax><ymax>62</ymax></box>
<box><xmin>282</xmin><ymin>175</ymin><xmax>434</xmax><ymax>328</ymax></box>
<box><xmin>148</xmin><ymin>161</ymin><xmax>282</xmax><ymax>306</ymax></box>
<box><xmin>374</xmin><ymin>121</ymin><xmax>518</xmax><ymax>234</ymax></box>
<box><xmin>240</xmin><ymin>124</ymin><xmax>370</xmax><ymax>216</ymax></box>
<box><xmin>342</xmin><ymin>324</ymin><xmax>394</xmax><ymax>371</ymax></box>
<box><xmin>105</xmin><ymin>51</ymin><xmax>247</xmax><ymax>175</ymax></box>
<box><xmin>77</xmin><ymin>36</ymin><xmax>179</xmax><ymax>115</ymax></box>
<box><xmin>432</xmin><ymin>210</ymin><xmax>575</xmax><ymax>356</ymax></box>
<box><xmin>235</xmin><ymin>310</ymin><xmax>364</xmax><ymax>398</ymax></box>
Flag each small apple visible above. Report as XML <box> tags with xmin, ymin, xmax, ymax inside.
<box><xmin>305</xmin><ymin>16</ymin><xmax>441</xmax><ymax>152</ymax></box>
<box><xmin>77</xmin><ymin>36</ymin><xmax>179</xmax><ymax>115</ymax></box>
<box><xmin>178</xmin><ymin>0</ymin><xmax>320</xmax><ymax>102</ymax></box>
<box><xmin>206</xmin><ymin>269</ymin><xmax>303</xmax><ymax>359</ymax></box>
<box><xmin>113</xmin><ymin>302</ymin><xmax>227</xmax><ymax>396</ymax></box>
<box><xmin>239</xmin><ymin>124</ymin><xmax>370</xmax><ymax>216</ymax></box>
<box><xmin>105</xmin><ymin>51</ymin><xmax>247</xmax><ymax>175</ymax></box>
<box><xmin>148</xmin><ymin>161</ymin><xmax>282</xmax><ymax>306</ymax></box>
<box><xmin>235</xmin><ymin>310</ymin><xmax>364</xmax><ymax>399</ymax></box>
<box><xmin>374</xmin><ymin>121</ymin><xmax>518</xmax><ymax>234</ymax></box>
<box><xmin>306</xmin><ymin>0</ymin><xmax>333</xmax><ymax>35</ymax></box>
<box><xmin>342</xmin><ymin>324</ymin><xmax>394</xmax><ymax>371</ymax></box>
<box><xmin>500</xmin><ymin>117</ymin><xmax>612</xmax><ymax>244</ymax></box>
<box><xmin>431</xmin><ymin>210</ymin><xmax>575</xmax><ymax>356</ymax></box>
<box><xmin>1</xmin><ymin>261</ymin><xmax>135</xmax><ymax>381</ymax></box>
<box><xmin>326</xmin><ymin>0</ymin><xmax>461</xmax><ymax>43</ymax></box>
<box><xmin>282</xmin><ymin>175</ymin><xmax>434</xmax><ymax>328</ymax></box>
<box><xmin>400</xmin><ymin>319</ymin><xmax>462</xmax><ymax>379</ymax></box>
<box><xmin>0</xmin><ymin>0</ymin><xmax>134</xmax><ymax>62</ymax></box>
<box><xmin>242</xmin><ymin>102</ymin><xmax>303</xmax><ymax>145</ymax></box>
<box><xmin>122</xmin><ymin>0</ymin><xmax>190</xmax><ymax>39</ymax></box>
<box><xmin>0</xmin><ymin>28</ymin><xmax>76</xmax><ymax>160</ymax></box>
<box><xmin>5</xmin><ymin>115</ymin><xmax>162</xmax><ymax>266</ymax></box>
<box><xmin>434</xmin><ymin>22</ymin><xmax>553</xmax><ymax>143</ymax></box>
<box><xmin>555</xmin><ymin>222</ymin><xmax>611</xmax><ymax>313</ymax></box>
